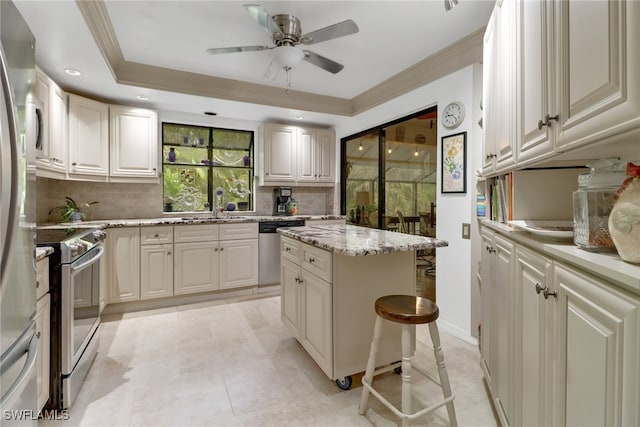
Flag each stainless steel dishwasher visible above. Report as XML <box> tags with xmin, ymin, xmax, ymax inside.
<box><xmin>258</xmin><ymin>220</ymin><xmax>305</xmax><ymax>285</ymax></box>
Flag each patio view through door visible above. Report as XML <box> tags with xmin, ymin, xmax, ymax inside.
<box><xmin>341</xmin><ymin>106</ymin><xmax>438</xmax><ymax>300</ymax></box>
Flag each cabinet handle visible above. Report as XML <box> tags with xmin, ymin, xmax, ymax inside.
<box><xmin>535</xmin><ymin>283</ymin><xmax>544</xmax><ymax>295</ymax></box>
<box><xmin>285</xmin><ymin>247</ymin><xmax>291</xmax><ymax>252</ymax></box>
<box><xmin>298</xmin><ymin>278</ymin><xmax>304</xmax><ymax>284</ymax></box>
<box><xmin>36</xmin><ymin>331</ymin><xmax>41</xmax><ymax>339</ymax></box>
<box><xmin>537</xmin><ymin>113</ymin><xmax>560</xmax><ymax>130</ymax></box>
<box><xmin>543</xmin><ymin>288</ymin><xmax>557</xmax><ymax>299</ymax></box>
<box><xmin>36</xmin><ymin>281</ymin><xmax>40</xmax><ymax>288</ymax></box>
<box><xmin>214</xmin><ymin>248</ymin><xmax>219</xmax><ymax>251</ymax></box>
<box><xmin>72</xmin><ymin>162</ymin><xmax>77</xmax><ymax>166</ymax></box>
<box><xmin>485</xmin><ymin>153</ymin><xmax>496</xmax><ymax>160</ymax></box>
<box><xmin>167</xmin><ymin>251</ymin><xmax>171</xmax><ymax>255</ymax></box>
<box><xmin>486</xmin><ymin>247</ymin><xmax>496</xmax><ymax>254</ymax></box>
<box><xmin>295</xmin><ymin>277</ymin><xmax>300</xmax><ymax>283</ymax></box>
<box><xmin>309</xmin><ymin>257</ymin><xmax>315</xmax><ymax>263</ymax></box>
<box><xmin>220</xmin><ymin>247</ymin><xmax>224</xmax><ymax>251</ymax></box>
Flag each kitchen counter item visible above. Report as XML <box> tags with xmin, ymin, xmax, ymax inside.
<box><xmin>573</xmin><ymin>159</ymin><xmax>626</xmax><ymax>251</ymax></box>
<box><xmin>508</xmin><ymin>220</ymin><xmax>574</xmax><ymax>240</ymax></box>
<box><xmin>609</xmin><ymin>162</ymin><xmax>640</xmax><ymax>264</ymax></box>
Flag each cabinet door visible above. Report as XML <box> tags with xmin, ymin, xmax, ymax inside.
<box><xmin>174</xmin><ymin>242</ymin><xmax>219</xmax><ymax>295</ymax></box>
<box><xmin>48</xmin><ymin>83</ymin><xmax>68</xmax><ymax>174</ymax></box>
<box><xmin>296</xmin><ymin>128</ymin><xmax>316</xmax><ymax>182</ymax></box>
<box><xmin>483</xmin><ymin>2</ymin><xmax>516</xmax><ymax>175</ymax></box>
<box><xmin>479</xmin><ymin>229</ymin><xmax>495</xmax><ymax>386</ymax></box>
<box><xmin>34</xmin><ymin>68</ymin><xmax>50</xmax><ymax>162</ymax></box>
<box><xmin>516</xmin><ymin>0</ymin><xmax>554</xmax><ymax>165</ymax></box>
<box><xmin>515</xmin><ymin>245</ymin><xmax>553</xmax><ymax>427</ymax></box>
<box><xmin>553</xmin><ymin>0</ymin><xmax>640</xmax><ymax>150</ymax></box>
<box><xmin>106</xmin><ymin>228</ymin><xmax>140</xmax><ymax>303</ymax></box>
<box><xmin>262</xmin><ymin>124</ymin><xmax>296</xmax><ymax>182</ymax></box>
<box><xmin>35</xmin><ymin>295</ymin><xmax>50</xmax><ymax>411</ymax></box>
<box><xmin>301</xmin><ymin>270</ymin><xmax>333</xmax><ymax>378</ymax></box>
<box><xmin>68</xmin><ymin>94</ymin><xmax>109</xmax><ymax>178</ymax></box>
<box><xmin>218</xmin><ymin>238</ymin><xmax>258</xmax><ymax>289</ymax></box>
<box><xmin>140</xmin><ymin>244</ymin><xmax>173</xmax><ymax>300</ymax></box>
<box><xmin>281</xmin><ymin>259</ymin><xmax>301</xmax><ymax>338</ymax></box>
<box><xmin>494</xmin><ymin>234</ymin><xmax>515</xmax><ymax>426</ymax></box>
<box><xmin>554</xmin><ymin>263</ymin><xmax>640</xmax><ymax>427</ymax></box>
<box><xmin>315</xmin><ymin>129</ymin><xmax>335</xmax><ymax>183</ymax></box>
<box><xmin>110</xmin><ymin>105</ymin><xmax>158</xmax><ymax>179</ymax></box>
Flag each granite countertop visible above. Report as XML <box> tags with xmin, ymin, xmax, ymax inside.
<box><xmin>278</xmin><ymin>224</ymin><xmax>448</xmax><ymax>256</ymax></box>
<box><xmin>38</xmin><ymin>214</ymin><xmax>345</xmax><ymax>229</ymax></box>
<box><xmin>36</xmin><ymin>246</ymin><xmax>54</xmax><ymax>261</ymax></box>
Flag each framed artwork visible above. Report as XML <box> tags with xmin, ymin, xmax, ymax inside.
<box><xmin>441</xmin><ymin>131</ymin><xmax>467</xmax><ymax>194</ymax></box>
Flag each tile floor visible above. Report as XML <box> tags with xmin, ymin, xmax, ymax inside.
<box><xmin>41</xmin><ymin>294</ymin><xmax>497</xmax><ymax>427</ymax></box>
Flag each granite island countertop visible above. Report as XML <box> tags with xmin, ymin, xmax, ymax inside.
<box><xmin>278</xmin><ymin>224</ymin><xmax>448</xmax><ymax>256</ymax></box>
<box><xmin>37</xmin><ymin>214</ymin><xmax>345</xmax><ymax>229</ymax></box>
<box><xmin>36</xmin><ymin>246</ymin><xmax>54</xmax><ymax>261</ymax></box>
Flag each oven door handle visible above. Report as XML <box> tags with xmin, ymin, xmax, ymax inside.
<box><xmin>70</xmin><ymin>246</ymin><xmax>105</xmax><ymax>274</ymax></box>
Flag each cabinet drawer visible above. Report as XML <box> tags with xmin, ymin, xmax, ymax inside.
<box><xmin>300</xmin><ymin>243</ymin><xmax>332</xmax><ymax>283</ymax></box>
<box><xmin>281</xmin><ymin>237</ymin><xmax>301</xmax><ymax>264</ymax></box>
<box><xmin>219</xmin><ymin>222</ymin><xmax>258</xmax><ymax>240</ymax></box>
<box><xmin>141</xmin><ymin>226</ymin><xmax>173</xmax><ymax>245</ymax></box>
<box><xmin>174</xmin><ymin>224</ymin><xmax>219</xmax><ymax>243</ymax></box>
<box><xmin>36</xmin><ymin>258</ymin><xmax>49</xmax><ymax>300</ymax></box>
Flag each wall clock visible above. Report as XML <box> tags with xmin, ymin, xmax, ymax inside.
<box><xmin>441</xmin><ymin>101</ymin><xmax>465</xmax><ymax>129</ymax></box>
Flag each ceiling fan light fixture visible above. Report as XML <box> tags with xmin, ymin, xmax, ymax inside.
<box><xmin>273</xmin><ymin>46</ymin><xmax>304</xmax><ymax>68</ymax></box>
<box><xmin>445</xmin><ymin>0</ymin><xmax>459</xmax><ymax>12</ymax></box>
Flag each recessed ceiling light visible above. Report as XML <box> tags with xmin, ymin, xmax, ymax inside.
<box><xmin>136</xmin><ymin>95</ymin><xmax>149</xmax><ymax>101</ymax></box>
<box><xmin>204</xmin><ymin>111</ymin><xmax>217</xmax><ymax>116</ymax></box>
<box><xmin>295</xmin><ymin>115</ymin><xmax>303</xmax><ymax>120</ymax></box>
<box><xmin>64</xmin><ymin>68</ymin><xmax>81</xmax><ymax>76</ymax></box>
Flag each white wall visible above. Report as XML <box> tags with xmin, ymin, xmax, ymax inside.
<box><xmin>334</xmin><ymin>65</ymin><xmax>480</xmax><ymax>343</ymax></box>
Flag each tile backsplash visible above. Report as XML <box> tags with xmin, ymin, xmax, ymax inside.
<box><xmin>37</xmin><ymin>178</ymin><xmax>336</xmax><ymax>223</ymax></box>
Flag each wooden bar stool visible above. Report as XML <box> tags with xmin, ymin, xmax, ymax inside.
<box><xmin>358</xmin><ymin>295</ymin><xmax>457</xmax><ymax>426</ymax></box>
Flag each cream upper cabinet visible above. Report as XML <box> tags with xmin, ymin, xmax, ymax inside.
<box><xmin>260</xmin><ymin>123</ymin><xmax>335</xmax><ymax>186</ymax></box>
<box><xmin>515</xmin><ymin>0</ymin><xmax>554</xmax><ymax>165</ymax></box>
<box><xmin>68</xmin><ymin>94</ymin><xmax>109</xmax><ymax>179</ymax></box>
<box><xmin>109</xmin><ymin>105</ymin><xmax>158</xmax><ymax>181</ymax></box>
<box><xmin>35</xmin><ymin>67</ymin><xmax>68</xmax><ymax>178</ymax></box>
<box><xmin>262</xmin><ymin>123</ymin><xmax>297</xmax><ymax>183</ymax></box>
<box><xmin>552</xmin><ymin>0</ymin><xmax>640</xmax><ymax>151</ymax></box>
<box><xmin>487</xmin><ymin>0</ymin><xmax>640</xmax><ymax>176</ymax></box>
<box><xmin>482</xmin><ymin>2</ymin><xmax>516</xmax><ymax>175</ymax></box>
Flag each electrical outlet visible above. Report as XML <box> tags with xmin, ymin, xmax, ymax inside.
<box><xmin>462</xmin><ymin>223</ymin><xmax>471</xmax><ymax>239</ymax></box>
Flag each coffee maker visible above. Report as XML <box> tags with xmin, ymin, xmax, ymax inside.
<box><xmin>273</xmin><ymin>187</ymin><xmax>293</xmax><ymax>216</ymax></box>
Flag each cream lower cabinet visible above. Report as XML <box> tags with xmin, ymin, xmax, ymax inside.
<box><xmin>140</xmin><ymin>226</ymin><xmax>174</xmax><ymax>300</ymax></box>
<box><xmin>174</xmin><ymin>223</ymin><xmax>258</xmax><ymax>295</ymax></box>
<box><xmin>514</xmin><ymin>245</ymin><xmax>554</xmax><ymax>427</ymax></box>
<box><xmin>479</xmin><ymin>228</ymin><xmax>515</xmax><ymax>426</ymax></box>
<box><xmin>481</xmin><ymin>227</ymin><xmax>640</xmax><ymax>427</ymax></box>
<box><xmin>281</xmin><ymin>242</ymin><xmax>333</xmax><ymax>377</ymax></box>
<box><xmin>35</xmin><ymin>258</ymin><xmax>50</xmax><ymax>411</ymax></box>
<box><xmin>554</xmin><ymin>263</ymin><xmax>639</xmax><ymax>427</ymax></box>
<box><xmin>106</xmin><ymin>227</ymin><xmax>140</xmax><ymax>303</ymax></box>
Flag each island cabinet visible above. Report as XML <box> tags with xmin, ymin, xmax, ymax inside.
<box><xmin>479</xmin><ymin>224</ymin><xmax>640</xmax><ymax>427</ymax></box>
<box><xmin>279</xmin><ymin>224</ymin><xmax>446</xmax><ymax>387</ymax></box>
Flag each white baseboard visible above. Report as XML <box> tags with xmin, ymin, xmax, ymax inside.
<box><xmin>437</xmin><ymin>319</ymin><xmax>478</xmax><ymax>346</ymax></box>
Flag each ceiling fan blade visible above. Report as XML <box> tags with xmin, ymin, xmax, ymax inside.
<box><xmin>301</xmin><ymin>19</ymin><xmax>359</xmax><ymax>45</ymax></box>
<box><xmin>206</xmin><ymin>45</ymin><xmax>271</xmax><ymax>55</ymax></box>
<box><xmin>302</xmin><ymin>50</ymin><xmax>344</xmax><ymax>74</ymax></box>
<box><xmin>243</xmin><ymin>4</ymin><xmax>284</xmax><ymax>38</ymax></box>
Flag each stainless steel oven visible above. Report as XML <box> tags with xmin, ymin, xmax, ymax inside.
<box><xmin>36</xmin><ymin>227</ymin><xmax>105</xmax><ymax>409</ymax></box>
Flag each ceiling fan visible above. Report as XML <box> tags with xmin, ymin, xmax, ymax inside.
<box><xmin>206</xmin><ymin>4</ymin><xmax>359</xmax><ymax>77</ymax></box>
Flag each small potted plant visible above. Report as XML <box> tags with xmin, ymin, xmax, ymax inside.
<box><xmin>49</xmin><ymin>196</ymin><xmax>99</xmax><ymax>223</ymax></box>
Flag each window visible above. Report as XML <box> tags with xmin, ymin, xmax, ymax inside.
<box><xmin>162</xmin><ymin>123</ymin><xmax>254</xmax><ymax>213</ymax></box>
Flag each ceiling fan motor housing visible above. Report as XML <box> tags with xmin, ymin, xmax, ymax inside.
<box><xmin>272</xmin><ymin>14</ymin><xmax>302</xmax><ymax>46</ymax></box>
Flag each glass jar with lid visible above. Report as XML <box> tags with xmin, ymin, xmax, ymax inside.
<box><xmin>573</xmin><ymin>159</ymin><xmax>627</xmax><ymax>251</ymax></box>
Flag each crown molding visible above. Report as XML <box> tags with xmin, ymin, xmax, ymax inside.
<box><xmin>77</xmin><ymin>0</ymin><xmax>483</xmax><ymax>117</ymax></box>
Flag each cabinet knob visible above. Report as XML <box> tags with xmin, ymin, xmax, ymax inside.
<box><xmin>167</xmin><ymin>251</ymin><xmax>171</xmax><ymax>255</ymax></box>
<box><xmin>309</xmin><ymin>257</ymin><xmax>315</xmax><ymax>263</ymax></box>
<box><xmin>154</xmin><ymin>234</ymin><xmax>159</xmax><ymax>238</ymax></box>
<box><xmin>36</xmin><ymin>281</ymin><xmax>40</xmax><ymax>288</ymax></box>
<box><xmin>72</xmin><ymin>162</ymin><xmax>77</xmax><ymax>166</ymax></box>
<box><xmin>538</xmin><ymin>114</ymin><xmax>560</xmax><ymax>130</ymax></box>
<box><xmin>220</xmin><ymin>247</ymin><xmax>224</xmax><ymax>251</ymax></box>
<box><xmin>36</xmin><ymin>331</ymin><xmax>41</xmax><ymax>339</ymax></box>
<box><xmin>543</xmin><ymin>288</ymin><xmax>557</xmax><ymax>299</ymax></box>
<box><xmin>485</xmin><ymin>153</ymin><xmax>496</xmax><ymax>161</ymax></box>
<box><xmin>285</xmin><ymin>247</ymin><xmax>291</xmax><ymax>252</ymax></box>
<box><xmin>535</xmin><ymin>283</ymin><xmax>544</xmax><ymax>295</ymax></box>
<box><xmin>214</xmin><ymin>248</ymin><xmax>219</xmax><ymax>251</ymax></box>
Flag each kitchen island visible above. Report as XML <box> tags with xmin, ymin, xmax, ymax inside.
<box><xmin>278</xmin><ymin>224</ymin><xmax>447</xmax><ymax>389</ymax></box>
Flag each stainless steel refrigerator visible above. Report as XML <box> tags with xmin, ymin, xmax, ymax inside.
<box><xmin>0</xmin><ymin>1</ymin><xmax>37</xmax><ymax>425</ymax></box>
